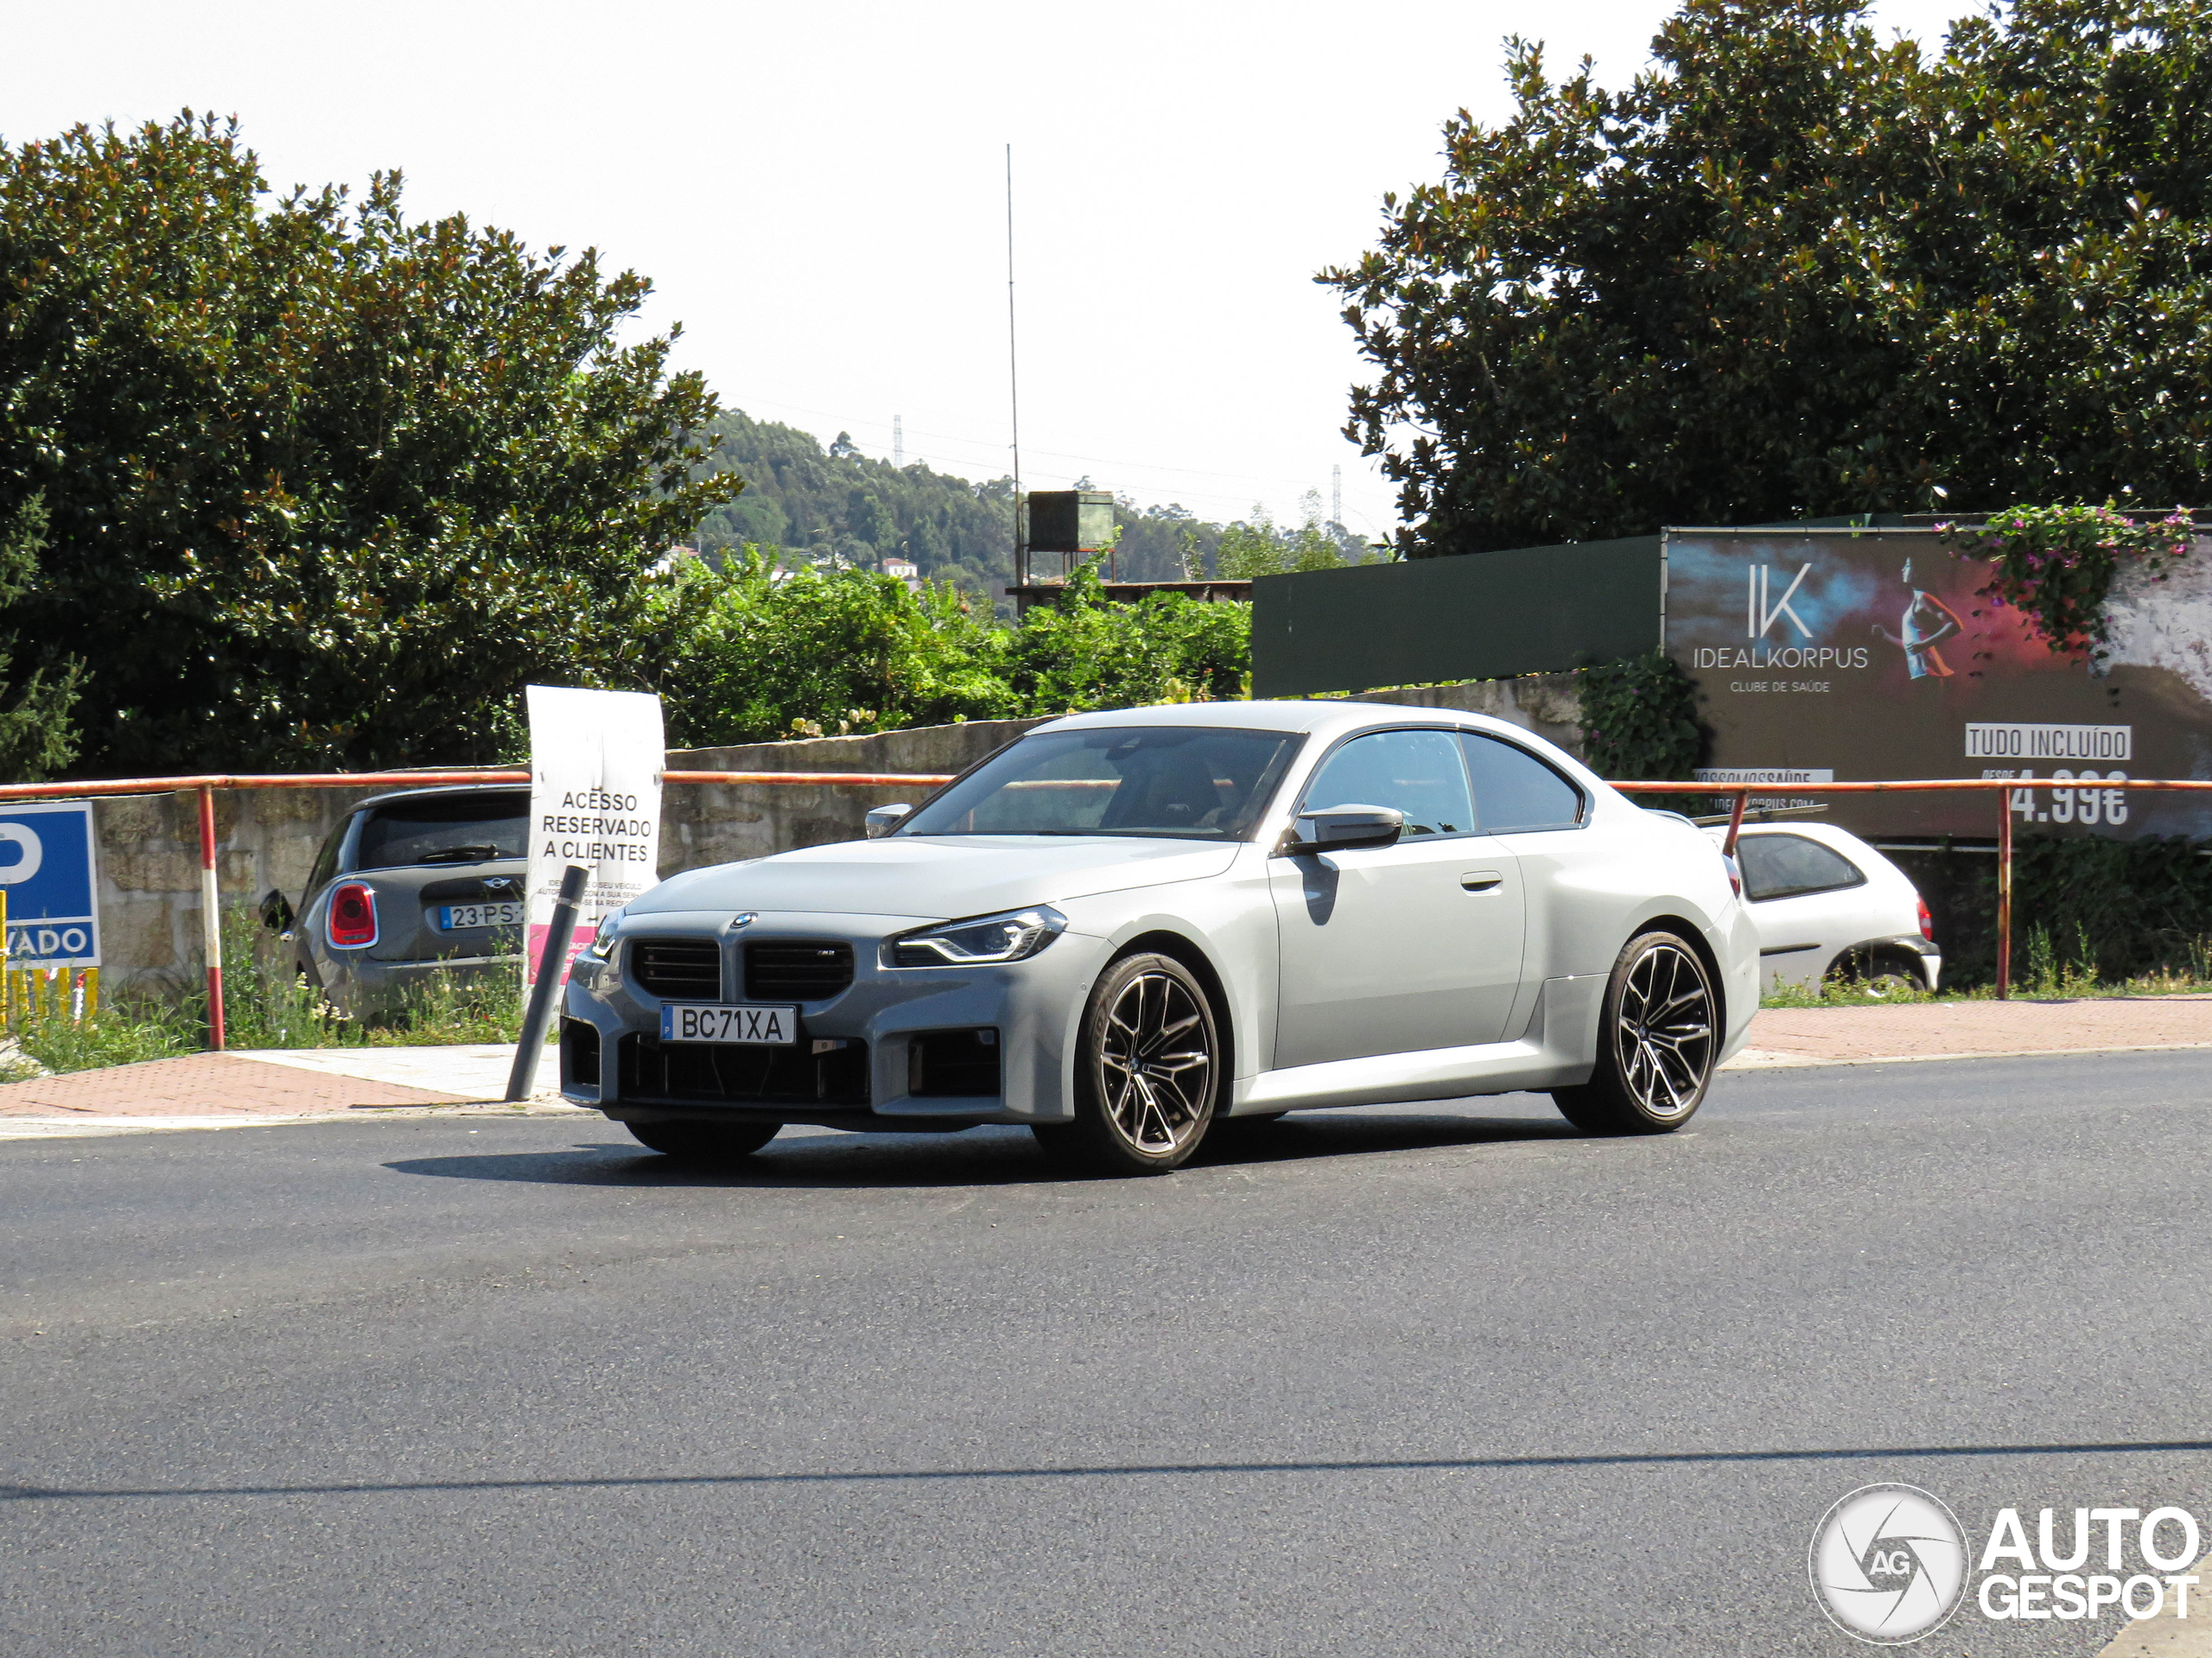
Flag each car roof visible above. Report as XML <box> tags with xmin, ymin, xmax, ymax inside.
<box><xmin>346</xmin><ymin>783</ymin><xmax>530</xmax><ymax>814</ymax></box>
<box><xmin>1038</xmin><ymin>699</ymin><xmax>1542</xmax><ymax>742</ymax></box>
<box><xmin>1707</xmin><ymin>819</ymin><xmax>1883</xmax><ymax>855</ymax></box>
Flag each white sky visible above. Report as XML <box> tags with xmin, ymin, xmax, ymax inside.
<box><xmin>4</xmin><ymin>0</ymin><xmax>1970</xmax><ymax>542</ymax></box>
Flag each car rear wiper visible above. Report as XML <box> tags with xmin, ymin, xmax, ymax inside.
<box><xmin>416</xmin><ymin>845</ymin><xmax>505</xmax><ymax>863</ymax></box>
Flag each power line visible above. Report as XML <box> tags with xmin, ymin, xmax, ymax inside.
<box><xmin>729</xmin><ymin>394</ymin><xmax>1365</xmax><ymax>494</ymax></box>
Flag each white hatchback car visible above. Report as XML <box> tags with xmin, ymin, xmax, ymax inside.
<box><xmin>562</xmin><ymin>701</ymin><xmax>1762</xmax><ymax>1173</ymax></box>
<box><xmin>1703</xmin><ymin>820</ymin><xmax>1941</xmax><ymax>996</ymax></box>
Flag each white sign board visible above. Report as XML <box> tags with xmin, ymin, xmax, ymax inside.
<box><xmin>524</xmin><ymin>685</ymin><xmax>665</xmax><ymax>988</ymax></box>
<box><xmin>0</xmin><ymin>801</ymin><xmax>101</xmax><ymax>969</ymax></box>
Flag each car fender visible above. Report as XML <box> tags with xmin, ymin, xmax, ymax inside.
<box><xmin>1055</xmin><ymin>849</ymin><xmax>1278</xmax><ymax>1083</ymax></box>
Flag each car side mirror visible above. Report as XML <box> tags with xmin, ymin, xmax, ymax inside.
<box><xmin>865</xmin><ymin>804</ymin><xmax>913</xmax><ymax>839</ymax></box>
<box><xmin>259</xmin><ymin>888</ymin><xmax>296</xmax><ymax>936</ymax></box>
<box><xmin>1281</xmin><ymin>804</ymin><xmax>1405</xmax><ymax>854</ymax></box>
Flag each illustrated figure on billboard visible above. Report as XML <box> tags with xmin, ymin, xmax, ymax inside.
<box><xmin>1871</xmin><ymin>556</ymin><xmax>1965</xmax><ymax>680</ymax></box>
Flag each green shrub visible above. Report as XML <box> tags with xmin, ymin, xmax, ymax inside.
<box><xmin>643</xmin><ymin>551</ymin><xmax>1252</xmax><ymax>745</ymax></box>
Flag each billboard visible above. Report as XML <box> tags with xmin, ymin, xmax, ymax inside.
<box><xmin>1663</xmin><ymin>528</ymin><xmax>2212</xmax><ymax>839</ymax></box>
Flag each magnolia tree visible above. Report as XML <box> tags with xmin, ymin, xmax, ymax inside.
<box><xmin>0</xmin><ymin>114</ymin><xmax>736</xmax><ymax>772</ymax></box>
<box><xmin>1326</xmin><ymin>0</ymin><xmax>2212</xmax><ymax>555</ymax></box>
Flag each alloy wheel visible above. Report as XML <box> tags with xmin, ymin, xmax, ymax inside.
<box><xmin>1611</xmin><ymin>941</ymin><xmax>1714</xmax><ymax>1120</ymax></box>
<box><xmin>1098</xmin><ymin>970</ymin><xmax>1215</xmax><ymax>1155</ymax></box>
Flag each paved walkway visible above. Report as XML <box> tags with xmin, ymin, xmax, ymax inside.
<box><xmin>0</xmin><ymin>1044</ymin><xmax>566</xmax><ymax>1139</ymax></box>
<box><xmin>1727</xmin><ymin>993</ymin><xmax>2212</xmax><ymax>1069</ymax></box>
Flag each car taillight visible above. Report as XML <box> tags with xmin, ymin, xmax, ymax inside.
<box><xmin>1917</xmin><ymin>895</ymin><xmax>1934</xmax><ymax>942</ymax></box>
<box><xmin>328</xmin><ymin>881</ymin><xmax>378</xmax><ymax>948</ymax></box>
<box><xmin>1722</xmin><ymin>853</ymin><xmax>1743</xmax><ymax>899</ymax></box>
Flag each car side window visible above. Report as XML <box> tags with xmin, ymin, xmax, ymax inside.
<box><xmin>306</xmin><ymin>817</ymin><xmax>347</xmax><ymax>896</ymax></box>
<box><xmin>1301</xmin><ymin>729</ymin><xmax>1474</xmax><ymax>836</ymax></box>
<box><xmin>1736</xmin><ymin>833</ymin><xmax>1866</xmax><ymax>902</ymax></box>
<box><xmin>1459</xmin><ymin>734</ymin><xmax>1585</xmax><ymax>833</ymax></box>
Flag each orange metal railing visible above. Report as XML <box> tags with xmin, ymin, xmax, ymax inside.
<box><xmin>2</xmin><ymin>767</ymin><xmax>2205</xmax><ymax>1046</ymax></box>
<box><xmin>0</xmin><ymin>768</ymin><xmax>957</xmax><ymax>1049</ymax></box>
<box><xmin>1611</xmin><ymin>778</ymin><xmax>2212</xmax><ymax>999</ymax></box>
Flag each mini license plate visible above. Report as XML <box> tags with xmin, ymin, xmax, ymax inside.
<box><xmin>659</xmin><ymin>1002</ymin><xmax>799</xmax><ymax>1045</ymax></box>
<box><xmin>437</xmin><ymin>901</ymin><xmax>524</xmax><ymax>931</ymax></box>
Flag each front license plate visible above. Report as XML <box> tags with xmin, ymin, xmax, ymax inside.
<box><xmin>437</xmin><ymin>901</ymin><xmax>524</xmax><ymax>931</ymax></box>
<box><xmin>659</xmin><ymin>1003</ymin><xmax>800</xmax><ymax>1045</ymax></box>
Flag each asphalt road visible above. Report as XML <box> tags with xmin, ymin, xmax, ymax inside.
<box><xmin>3</xmin><ymin>1051</ymin><xmax>2208</xmax><ymax>1656</ymax></box>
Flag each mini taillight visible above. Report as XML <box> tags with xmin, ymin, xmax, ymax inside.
<box><xmin>1917</xmin><ymin>895</ymin><xmax>1934</xmax><ymax>942</ymax></box>
<box><xmin>328</xmin><ymin>881</ymin><xmax>378</xmax><ymax>948</ymax></box>
<box><xmin>1722</xmin><ymin>853</ymin><xmax>1743</xmax><ymax>899</ymax></box>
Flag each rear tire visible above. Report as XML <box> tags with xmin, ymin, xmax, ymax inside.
<box><xmin>1032</xmin><ymin>952</ymin><xmax>1220</xmax><ymax>1176</ymax></box>
<box><xmin>1834</xmin><ymin>948</ymin><xmax>1924</xmax><ymax>998</ymax></box>
<box><xmin>1552</xmin><ymin>931</ymin><xmax>1717</xmax><ymax>1135</ymax></box>
<box><xmin>626</xmin><ymin>1118</ymin><xmax>781</xmax><ymax>1160</ymax></box>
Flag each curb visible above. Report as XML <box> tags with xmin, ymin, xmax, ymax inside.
<box><xmin>1723</xmin><ymin>1040</ymin><xmax>2212</xmax><ymax>1072</ymax></box>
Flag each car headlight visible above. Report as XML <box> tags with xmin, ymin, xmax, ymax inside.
<box><xmin>582</xmin><ymin>906</ymin><xmax>625</xmax><ymax>962</ymax></box>
<box><xmin>889</xmin><ymin>905</ymin><xmax>1065</xmax><ymax>968</ymax></box>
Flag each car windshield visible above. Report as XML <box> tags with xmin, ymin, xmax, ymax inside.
<box><xmin>354</xmin><ymin>795</ymin><xmax>528</xmax><ymax>869</ymax></box>
<box><xmin>898</xmin><ymin>727</ymin><xmax>1301</xmax><ymax>840</ymax></box>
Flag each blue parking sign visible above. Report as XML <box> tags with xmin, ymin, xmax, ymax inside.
<box><xmin>0</xmin><ymin>802</ymin><xmax>101</xmax><ymax>968</ymax></box>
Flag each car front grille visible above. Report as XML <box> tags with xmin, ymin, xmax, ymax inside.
<box><xmin>745</xmin><ymin>940</ymin><xmax>855</xmax><ymax>1001</ymax></box>
<box><xmin>631</xmin><ymin>938</ymin><xmax>722</xmax><ymax>1000</ymax></box>
<box><xmin>617</xmin><ymin>1034</ymin><xmax>871</xmax><ymax>1108</ymax></box>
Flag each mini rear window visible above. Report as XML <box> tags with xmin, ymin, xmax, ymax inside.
<box><xmin>1736</xmin><ymin>833</ymin><xmax>1866</xmax><ymax>902</ymax></box>
<box><xmin>354</xmin><ymin>795</ymin><xmax>528</xmax><ymax>870</ymax></box>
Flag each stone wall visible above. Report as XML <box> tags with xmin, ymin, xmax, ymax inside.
<box><xmin>1339</xmin><ymin>671</ymin><xmax>1586</xmax><ymax>753</ymax></box>
<box><xmin>658</xmin><ymin>716</ymin><xmax>1050</xmax><ymax>875</ymax></box>
<box><xmin>93</xmin><ymin>785</ymin><xmax>384</xmax><ymax>994</ymax></box>
<box><xmin>84</xmin><ymin>679</ymin><xmax>1586</xmax><ymax>992</ymax></box>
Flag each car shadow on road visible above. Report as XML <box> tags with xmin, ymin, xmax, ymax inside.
<box><xmin>382</xmin><ymin>1109</ymin><xmax>1586</xmax><ymax>1191</ymax></box>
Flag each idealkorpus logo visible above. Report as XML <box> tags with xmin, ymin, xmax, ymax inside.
<box><xmin>1809</xmin><ymin>1483</ymin><xmax>1969</xmax><ymax>1643</ymax></box>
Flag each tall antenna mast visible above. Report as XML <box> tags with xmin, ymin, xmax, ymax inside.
<box><xmin>1332</xmin><ymin>464</ymin><xmax>1342</xmax><ymax>527</ymax></box>
<box><xmin>893</xmin><ymin>414</ymin><xmax>904</xmax><ymax>467</ymax></box>
<box><xmin>1006</xmin><ymin>143</ymin><xmax>1025</xmax><ymax>591</ymax></box>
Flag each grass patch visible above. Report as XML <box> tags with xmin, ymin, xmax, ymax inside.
<box><xmin>3</xmin><ymin>988</ymin><xmax>203</xmax><ymax>1077</ymax></box>
<box><xmin>1760</xmin><ymin>925</ymin><xmax>2212</xmax><ymax>1008</ymax></box>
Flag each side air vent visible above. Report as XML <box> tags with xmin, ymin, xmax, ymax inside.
<box><xmin>746</xmin><ymin>941</ymin><xmax>855</xmax><ymax>1001</ymax></box>
<box><xmin>631</xmin><ymin>938</ymin><xmax>722</xmax><ymax>1000</ymax></box>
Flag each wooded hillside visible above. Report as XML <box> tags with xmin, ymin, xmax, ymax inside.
<box><xmin>690</xmin><ymin>411</ymin><xmax>1238</xmax><ymax>594</ymax></box>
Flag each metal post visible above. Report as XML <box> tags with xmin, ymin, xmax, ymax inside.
<box><xmin>1995</xmin><ymin>786</ymin><xmax>2014</xmax><ymax>1000</ymax></box>
<box><xmin>1723</xmin><ymin>789</ymin><xmax>1749</xmax><ymax>856</ymax></box>
<box><xmin>1006</xmin><ymin>143</ymin><xmax>1025</xmax><ymax>594</ymax></box>
<box><xmin>198</xmin><ymin>785</ymin><xmax>226</xmax><ymax>1050</ymax></box>
<box><xmin>507</xmin><ymin>864</ymin><xmax>588</xmax><ymax>1102</ymax></box>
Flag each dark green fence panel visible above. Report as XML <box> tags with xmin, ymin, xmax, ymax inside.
<box><xmin>1249</xmin><ymin>537</ymin><xmax>1663</xmax><ymax>697</ymax></box>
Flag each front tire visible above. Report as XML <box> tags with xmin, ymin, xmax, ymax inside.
<box><xmin>1552</xmin><ymin>931</ymin><xmax>1717</xmax><ymax>1134</ymax></box>
<box><xmin>1033</xmin><ymin>953</ymin><xmax>1220</xmax><ymax>1176</ymax></box>
<box><xmin>626</xmin><ymin>1118</ymin><xmax>781</xmax><ymax>1160</ymax></box>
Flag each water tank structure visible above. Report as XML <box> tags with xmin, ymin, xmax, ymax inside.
<box><xmin>1020</xmin><ymin>490</ymin><xmax>1116</xmax><ymax>558</ymax></box>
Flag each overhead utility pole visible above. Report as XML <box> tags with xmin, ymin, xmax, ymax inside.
<box><xmin>1007</xmin><ymin>143</ymin><xmax>1025</xmax><ymax>591</ymax></box>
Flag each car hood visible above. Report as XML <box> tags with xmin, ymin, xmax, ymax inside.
<box><xmin>632</xmin><ymin>835</ymin><xmax>1242</xmax><ymax>924</ymax></box>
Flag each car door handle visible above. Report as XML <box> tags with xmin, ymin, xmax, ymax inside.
<box><xmin>1459</xmin><ymin>871</ymin><xmax>1503</xmax><ymax>893</ymax></box>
